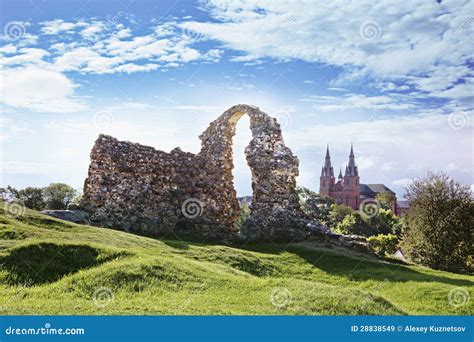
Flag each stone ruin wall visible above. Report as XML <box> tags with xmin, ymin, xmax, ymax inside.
<box><xmin>81</xmin><ymin>104</ymin><xmax>311</xmax><ymax>241</ymax></box>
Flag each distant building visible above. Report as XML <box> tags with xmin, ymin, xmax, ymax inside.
<box><xmin>396</xmin><ymin>200</ymin><xmax>410</xmax><ymax>216</ymax></box>
<box><xmin>237</xmin><ymin>196</ymin><xmax>253</xmax><ymax>206</ymax></box>
<box><xmin>319</xmin><ymin>144</ymin><xmax>399</xmax><ymax>214</ymax></box>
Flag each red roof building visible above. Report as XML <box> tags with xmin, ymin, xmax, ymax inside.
<box><xmin>319</xmin><ymin>144</ymin><xmax>400</xmax><ymax>214</ymax></box>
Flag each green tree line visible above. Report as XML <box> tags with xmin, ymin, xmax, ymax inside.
<box><xmin>295</xmin><ymin>172</ymin><xmax>473</xmax><ymax>273</ymax></box>
<box><xmin>0</xmin><ymin>183</ymin><xmax>81</xmax><ymax>210</ymax></box>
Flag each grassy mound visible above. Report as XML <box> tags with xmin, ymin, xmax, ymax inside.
<box><xmin>1</xmin><ymin>242</ymin><xmax>126</xmax><ymax>285</ymax></box>
<box><xmin>0</xmin><ymin>204</ymin><xmax>472</xmax><ymax>315</ymax></box>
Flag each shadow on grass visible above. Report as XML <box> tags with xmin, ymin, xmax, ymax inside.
<box><xmin>0</xmin><ymin>242</ymin><xmax>126</xmax><ymax>285</ymax></box>
<box><xmin>236</xmin><ymin>242</ymin><xmax>474</xmax><ymax>287</ymax></box>
<box><xmin>163</xmin><ymin>240</ymin><xmax>190</xmax><ymax>250</ymax></box>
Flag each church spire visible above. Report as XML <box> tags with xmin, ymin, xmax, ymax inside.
<box><xmin>346</xmin><ymin>143</ymin><xmax>358</xmax><ymax>176</ymax></box>
<box><xmin>322</xmin><ymin>144</ymin><xmax>334</xmax><ymax>177</ymax></box>
<box><xmin>338</xmin><ymin>168</ymin><xmax>343</xmax><ymax>180</ymax></box>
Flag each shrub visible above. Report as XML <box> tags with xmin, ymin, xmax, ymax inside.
<box><xmin>334</xmin><ymin>212</ymin><xmax>375</xmax><ymax>236</ymax></box>
<box><xmin>364</xmin><ymin>208</ymin><xmax>401</xmax><ymax>236</ymax></box>
<box><xmin>236</xmin><ymin>203</ymin><xmax>250</xmax><ymax>229</ymax></box>
<box><xmin>400</xmin><ymin>172</ymin><xmax>473</xmax><ymax>273</ymax></box>
<box><xmin>329</xmin><ymin>204</ymin><xmax>353</xmax><ymax>229</ymax></box>
<box><xmin>368</xmin><ymin>234</ymin><xmax>399</xmax><ymax>257</ymax></box>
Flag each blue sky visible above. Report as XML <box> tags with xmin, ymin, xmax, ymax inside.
<box><xmin>0</xmin><ymin>0</ymin><xmax>473</xmax><ymax>198</ymax></box>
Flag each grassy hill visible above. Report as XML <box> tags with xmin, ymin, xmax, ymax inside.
<box><xmin>0</xmin><ymin>205</ymin><xmax>472</xmax><ymax>315</ymax></box>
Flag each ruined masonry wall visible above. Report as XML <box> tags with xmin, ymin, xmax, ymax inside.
<box><xmin>81</xmin><ymin>104</ymin><xmax>311</xmax><ymax>241</ymax></box>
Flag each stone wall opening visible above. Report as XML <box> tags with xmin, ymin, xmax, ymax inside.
<box><xmin>81</xmin><ymin>104</ymin><xmax>311</xmax><ymax>242</ymax></box>
<box><xmin>231</xmin><ymin>114</ymin><xmax>252</xmax><ymax>199</ymax></box>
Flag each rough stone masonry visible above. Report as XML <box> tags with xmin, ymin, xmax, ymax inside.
<box><xmin>81</xmin><ymin>104</ymin><xmax>312</xmax><ymax>241</ymax></box>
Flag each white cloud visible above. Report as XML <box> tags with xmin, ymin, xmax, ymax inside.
<box><xmin>54</xmin><ymin>47</ymin><xmax>101</xmax><ymax>72</ymax></box>
<box><xmin>181</xmin><ymin>0</ymin><xmax>473</xmax><ymax>106</ymax></box>
<box><xmin>285</xmin><ymin>111</ymin><xmax>473</xmax><ymax>195</ymax></box>
<box><xmin>80</xmin><ymin>23</ymin><xmax>104</xmax><ymax>39</ymax></box>
<box><xmin>0</xmin><ymin>44</ymin><xmax>17</xmax><ymax>54</ymax></box>
<box><xmin>0</xmin><ymin>47</ymin><xmax>49</xmax><ymax>67</ymax></box>
<box><xmin>0</xmin><ymin>17</ymin><xmax>221</xmax><ymax>77</ymax></box>
<box><xmin>122</xmin><ymin>101</ymin><xmax>150</xmax><ymax>109</ymax></box>
<box><xmin>0</xmin><ymin>161</ymin><xmax>73</xmax><ymax>174</ymax></box>
<box><xmin>0</xmin><ymin>66</ymin><xmax>86</xmax><ymax>112</ymax></box>
<box><xmin>30</xmin><ymin>23</ymin><xmax>211</xmax><ymax>74</ymax></box>
<box><xmin>173</xmin><ymin>105</ymin><xmax>221</xmax><ymax>112</ymax></box>
<box><xmin>114</xmin><ymin>63</ymin><xmax>160</xmax><ymax>74</ymax></box>
<box><xmin>393</xmin><ymin>178</ymin><xmax>412</xmax><ymax>187</ymax></box>
<box><xmin>357</xmin><ymin>156</ymin><xmax>375</xmax><ymax>170</ymax></box>
<box><xmin>301</xmin><ymin>94</ymin><xmax>416</xmax><ymax>112</ymax></box>
<box><xmin>114</xmin><ymin>28</ymin><xmax>132</xmax><ymax>39</ymax></box>
<box><xmin>40</xmin><ymin>19</ymin><xmax>88</xmax><ymax>35</ymax></box>
<box><xmin>0</xmin><ymin>117</ymin><xmax>32</xmax><ymax>142</ymax></box>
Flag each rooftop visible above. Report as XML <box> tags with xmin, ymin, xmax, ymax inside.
<box><xmin>360</xmin><ymin>183</ymin><xmax>396</xmax><ymax>195</ymax></box>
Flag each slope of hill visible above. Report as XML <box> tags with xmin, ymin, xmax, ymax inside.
<box><xmin>0</xmin><ymin>205</ymin><xmax>472</xmax><ymax>315</ymax></box>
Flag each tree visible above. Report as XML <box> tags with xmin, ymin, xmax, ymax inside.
<box><xmin>335</xmin><ymin>212</ymin><xmax>376</xmax><ymax>236</ymax></box>
<box><xmin>0</xmin><ymin>186</ymin><xmax>44</xmax><ymax>209</ymax></box>
<box><xmin>70</xmin><ymin>190</ymin><xmax>83</xmax><ymax>206</ymax></box>
<box><xmin>335</xmin><ymin>212</ymin><xmax>375</xmax><ymax>236</ymax></box>
<box><xmin>364</xmin><ymin>208</ymin><xmax>401</xmax><ymax>236</ymax></box>
<box><xmin>296</xmin><ymin>186</ymin><xmax>335</xmax><ymax>225</ymax></box>
<box><xmin>42</xmin><ymin>183</ymin><xmax>77</xmax><ymax>210</ymax></box>
<box><xmin>15</xmin><ymin>187</ymin><xmax>45</xmax><ymax>210</ymax></box>
<box><xmin>375</xmin><ymin>192</ymin><xmax>397</xmax><ymax>212</ymax></box>
<box><xmin>329</xmin><ymin>204</ymin><xmax>353</xmax><ymax>229</ymax></box>
<box><xmin>400</xmin><ymin>172</ymin><xmax>473</xmax><ymax>273</ymax></box>
<box><xmin>3</xmin><ymin>186</ymin><xmax>19</xmax><ymax>201</ymax></box>
<box><xmin>0</xmin><ymin>188</ymin><xmax>8</xmax><ymax>201</ymax></box>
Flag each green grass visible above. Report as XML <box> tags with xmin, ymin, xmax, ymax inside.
<box><xmin>0</xmin><ymin>205</ymin><xmax>472</xmax><ymax>315</ymax></box>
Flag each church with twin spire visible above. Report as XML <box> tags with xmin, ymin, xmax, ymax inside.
<box><xmin>319</xmin><ymin>144</ymin><xmax>398</xmax><ymax>213</ymax></box>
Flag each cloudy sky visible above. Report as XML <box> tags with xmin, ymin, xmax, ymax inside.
<box><xmin>0</xmin><ymin>0</ymin><xmax>473</xmax><ymax>198</ymax></box>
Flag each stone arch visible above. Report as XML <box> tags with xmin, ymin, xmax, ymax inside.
<box><xmin>81</xmin><ymin>104</ymin><xmax>310</xmax><ymax>242</ymax></box>
<box><xmin>197</xmin><ymin>104</ymin><xmax>307</xmax><ymax>240</ymax></box>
